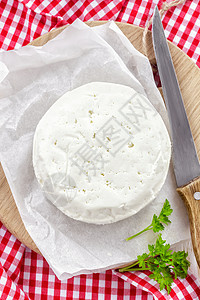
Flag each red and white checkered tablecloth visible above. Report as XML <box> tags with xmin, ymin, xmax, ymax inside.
<box><xmin>0</xmin><ymin>0</ymin><xmax>200</xmax><ymax>299</ymax></box>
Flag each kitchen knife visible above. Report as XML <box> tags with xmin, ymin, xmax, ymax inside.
<box><xmin>152</xmin><ymin>6</ymin><xmax>200</xmax><ymax>268</ymax></box>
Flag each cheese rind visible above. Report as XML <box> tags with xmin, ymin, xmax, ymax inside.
<box><xmin>33</xmin><ymin>82</ymin><xmax>171</xmax><ymax>224</ymax></box>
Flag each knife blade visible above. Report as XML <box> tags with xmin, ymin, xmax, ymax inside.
<box><xmin>152</xmin><ymin>6</ymin><xmax>200</xmax><ymax>268</ymax></box>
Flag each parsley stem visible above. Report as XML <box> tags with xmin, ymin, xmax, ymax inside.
<box><xmin>119</xmin><ymin>261</ymin><xmax>140</xmax><ymax>271</ymax></box>
<box><xmin>126</xmin><ymin>225</ymin><xmax>152</xmax><ymax>241</ymax></box>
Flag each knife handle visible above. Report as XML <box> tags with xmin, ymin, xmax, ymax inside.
<box><xmin>177</xmin><ymin>176</ymin><xmax>200</xmax><ymax>268</ymax></box>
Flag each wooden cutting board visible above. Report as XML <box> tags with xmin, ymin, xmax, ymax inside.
<box><xmin>0</xmin><ymin>22</ymin><xmax>200</xmax><ymax>255</ymax></box>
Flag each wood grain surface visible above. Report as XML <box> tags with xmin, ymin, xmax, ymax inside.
<box><xmin>177</xmin><ymin>177</ymin><xmax>200</xmax><ymax>268</ymax></box>
<box><xmin>0</xmin><ymin>21</ymin><xmax>200</xmax><ymax>255</ymax></box>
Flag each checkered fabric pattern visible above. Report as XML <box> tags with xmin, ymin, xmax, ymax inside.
<box><xmin>0</xmin><ymin>0</ymin><xmax>200</xmax><ymax>299</ymax></box>
<box><xmin>1</xmin><ymin>222</ymin><xmax>200</xmax><ymax>300</ymax></box>
<box><xmin>0</xmin><ymin>0</ymin><xmax>200</xmax><ymax>67</ymax></box>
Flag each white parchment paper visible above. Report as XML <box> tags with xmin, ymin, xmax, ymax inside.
<box><xmin>0</xmin><ymin>20</ymin><xmax>197</xmax><ymax>280</ymax></box>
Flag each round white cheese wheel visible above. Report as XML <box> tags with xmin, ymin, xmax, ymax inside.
<box><xmin>33</xmin><ymin>82</ymin><xmax>171</xmax><ymax>224</ymax></box>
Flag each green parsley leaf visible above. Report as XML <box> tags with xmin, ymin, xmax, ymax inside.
<box><xmin>137</xmin><ymin>253</ymin><xmax>149</xmax><ymax>269</ymax></box>
<box><xmin>118</xmin><ymin>234</ymin><xmax>190</xmax><ymax>294</ymax></box>
<box><xmin>172</xmin><ymin>251</ymin><xmax>190</xmax><ymax>279</ymax></box>
<box><xmin>126</xmin><ymin>199</ymin><xmax>173</xmax><ymax>241</ymax></box>
<box><xmin>151</xmin><ymin>215</ymin><xmax>165</xmax><ymax>233</ymax></box>
<box><xmin>158</xmin><ymin>199</ymin><xmax>173</xmax><ymax>225</ymax></box>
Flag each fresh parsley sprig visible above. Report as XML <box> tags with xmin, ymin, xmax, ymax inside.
<box><xmin>126</xmin><ymin>199</ymin><xmax>173</xmax><ymax>241</ymax></box>
<box><xmin>120</xmin><ymin>200</ymin><xmax>190</xmax><ymax>294</ymax></box>
<box><xmin>119</xmin><ymin>234</ymin><xmax>190</xmax><ymax>294</ymax></box>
